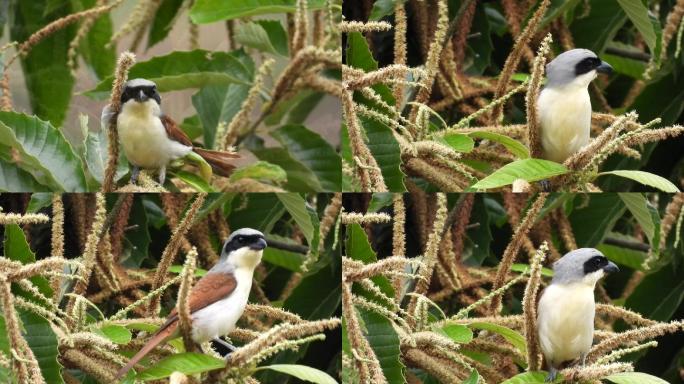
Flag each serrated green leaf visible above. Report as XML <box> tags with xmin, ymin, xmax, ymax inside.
<box><xmin>0</xmin><ymin>157</ymin><xmax>47</xmax><ymax>192</ymax></box>
<box><xmin>272</xmin><ymin>124</ymin><xmax>341</xmax><ymax>191</ymax></box>
<box><xmin>137</xmin><ymin>352</ymin><xmax>225</xmax><ymax>380</ymax></box>
<box><xmin>256</xmin><ymin>20</ymin><xmax>289</xmax><ymax>57</ymax></box>
<box><xmin>190</xmin><ymin>0</ymin><xmax>326</xmax><ymax>23</ymax></box>
<box><xmin>358</xmin><ymin>308</ymin><xmax>405</xmax><ymax>384</ymax></box>
<box><xmin>83</xmin><ymin>125</ymin><xmax>128</xmax><ymax>187</ymax></box>
<box><xmin>76</xmin><ymin>0</ymin><xmax>115</xmax><ymax>80</ymax></box>
<box><xmin>20</xmin><ymin>310</ymin><xmax>64</xmax><ymax>384</ymax></box>
<box><xmin>605</xmin><ymin>372</ymin><xmax>669</xmax><ymax>384</ymax></box>
<box><xmin>471</xmin><ymin>159</ymin><xmax>568</xmax><ymax>190</ymax></box>
<box><xmin>257</xmin><ymin>364</ymin><xmax>337</xmax><ymax>384</ymax></box>
<box><xmin>0</xmin><ymin>112</ymin><xmax>87</xmax><ymax>191</ymax></box>
<box><xmin>601</xmin><ymin>171</ymin><xmax>679</xmax><ymax>193</ymax></box>
<box><xmin>616</xmin><ymin>0</ymin><xmax>658</xmax><ymax>54</ymax></box>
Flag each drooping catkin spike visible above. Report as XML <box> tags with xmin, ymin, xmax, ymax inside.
<box><xmin>0</xmin><ymin>275</ymin><xmax>31</xmax><ymax>383</ymax></box>
<box><xmin>300</xmin><ymin>193</ymin><xmax>342</xmax><ymax>272</ymax></box>
<box><xmin>0</xmin><ymin>211</ymin><xmax>49</xmax><ymax>225</ymax></box>
<box><xmin>561</xmin><ymin>362</ymin><xmax>633</xmax><ymax>381</ymax></box>
<box><xmin>587</xmin><ymin>320</ymin><xmax>684</xmax><ymax>363</ymax></box>
<box><xmin>522</xmin><ymin>241</ymin><xmax>548</xmax><ymax>371</ymax></box>
<box><xmin>409</xmin><ymin>0</ymin><xmax>449</xmax><ymax>125</ymax></box>
<box><xmin>393</xmin><ymin>1</ymin><xmax>407</xmax><ymax>108</ymax></box>
<box><xmin>102</xmin><ymin>51</ymin><xmax>136</xmax><ymax>192</ymax></box>
<box><xmin>178</xmin><ymin>247</ymin><xmax>198</xmax><ymax>352</ymax></box>
<box><xmin>291</xmin><ymin>0</ymin><xmax>309</xmax><ymax>54</ymax></box>
<box><xmin>50</xmin><ymin>194</ymin><xmax>65</xmax><ymax>302</ymax></box>
<box><xmin>340</xmin><ymin>212</ymin><xmax>391</xmax><ymax>224</ymax></box>
<box><xmin>491</xmin><ymin>0</ymin><xmax>550</xmax><ymax>122</ymax></box>
<box><xmin>526</xmin><ymin>34</ymin><xmax>553</xmax><ymax>159</ymax></box>
<box><xmin>338</xmin><ymin>21</ymin><xmax>392</xmax><ymax>33</ymax></box>
<box><xmin>490</xmin><ymin>193</ymin><xmax>548</xmax><ymax>314</ymax></box>
<box><xmin>148</xmin><ymin>194</ymin><xmax>206</xmax><ymax>315</ymax></box>
<box><xmin>407</xmin><ymin>194</ymin><xmax>448</xmax><ymax>326</ymax></box>
<box><xmin>0</xmin><ymin>72</ymin><xmax>12</xmax><ymax>111</ymax></box>
<box><xmin>392</xmin><ymin>194</ymin><xmax>407</xmax><ymax>302</ymax></box>
<box><xmin>342</xmin><ymin>281</ymin><xmax>382</xmax><ymax>383</ymax></box>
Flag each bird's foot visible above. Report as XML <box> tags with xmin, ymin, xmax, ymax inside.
<box><xmin>158</xmin><ymin>166</ymin><xmax>166</xmax><ymax>185</ymax></box>
<box><xmin>538</xmin><ymin>179</ymin><xmax>551</xmax><ymax>192</ymax></box>
<box><xmin>130</xmin><ymin>166</ymin><xmax>140</xmax><ymax>185</ymax></box>
<box><xmin>581</xmin><ymin>353</ymin><xmax>587</xmax><ymax>367</ymax></box>
<box><xmin>545</xmin><ymin>367</ymin><xmax>558</xmax><ymax>382</ymax></box>
<box><xmin>213</xmin><ymin>337</ymin><xmax>237</xmax><ymax>352</ymax></box>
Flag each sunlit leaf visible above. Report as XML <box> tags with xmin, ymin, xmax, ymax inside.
<box><xmin>257</xmin><ymin>364</ymin><xmax>337</xmax><ymax>384</ymax></box>
<box><xmin>137</xmin><ymin>353</ymin><xmax>225</xmax><ymax>380</ymax></box>
<box><xmin>471</xmin><ymin>159</ymin><xmax>568</xmax><ymax>190</ymax></box>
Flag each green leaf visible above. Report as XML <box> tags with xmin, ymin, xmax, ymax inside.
<box><xmin>256</xmin><ymin>20</ymin><xmax>289</xmax><ymax>57</ymax></box>
<box><xmin>83</xmin><ymin>124</ymin><xmax>128</xmax><ymax>186</ymax></box>
<box><xmin>26</xmin><ymin>193</ymin><xmax>53</xmax><ymax>213</ymax></box>
<box><xmin>360</xmin><ymin>117</ymin><xmax>406</xmax><ymax>192</ymax></box>
<box><xmin>596</xmin><ymin>241</ymin><xmax>646</xmax><ymax>271</ymax></box>
<box><xmin>277</xmin><ymin>194</ymin><xmax>315</xmax><ymax>246</ymax></box>
<box><xmin>618</xmin><ymin>193</ymin><xmax>660</xmax><ymax>254</ymax></box>
<box><xmin>467</xmin><ymin>322</ymin><xmax>527</xmax><ymax>355</ymax></box>
<box><xmin>180</xmin><ymin>115</ymin><xmax>203</xmax><ymax>141</ymax></box>
<box><xmin>11</xmin><ymin>1</ymin><xmax>74</xmax><ymax>126</ymax></box>
<box><xmin>263</xmin><ymin>246</ymin><xmax>304</xmax><ymax>272</ymax></box>
<box><xmin>625</xmin><ymin>262</ymin><xmax>684</xmax><ymax>321</ymax></box>
<box><xmin>439</xmin><ymin>134</ymin><xmax>475</xmax><ymax>153</ymax></box>
<box><xmin>602</xmin><ymin>52</ymin><xmax>646</xmax><ymax>80</ymax></box>
<box><xmin>616</xmin><ymin>0</ymin><xmax>658</xmax><ymax>54</ymax></box>
<box><xmin>435</xmin><ymin>324</ymin><xmax>473</xmax><ymax>343</ymax></box>
<box><xmin>471</xmin><ymin>159</ymin><xmax>568</xmax><ymax>190</ymax></box>
<box><xmin>345</xmin><ymin>223</ymin><xmax>394</xmax><ymax>299</ymax></box>
<box><xmin>229</xmin><ymin>161</ymin><xmax>287</xmax><ymax>184</ymax></box>
<box><xmin>235</xmin><ymin>20</ymin><xmax>288</xmax><ymax>56</ymax></box>
<box><xmin>571</xmin><ymin>0</ymin><xmax>627</xmax><ymax>53</ymax></box>
<box><xmin>257</xmin><ymin>364</ymin><xmax>337</xmax><ymax>384</ymax></box>
<box><xmin>252</xmin><ymin>147</ymin><xmax>322</xmax><ymax>192</ymax></box>
<box><xmin>511</xmin><ymin>263</ymin><xmax>554</xmax><ymax>277</ymax></box>
<box><xmin>462</xmin><ymin>370</ymin><xmax>480</xmax><ymax>384</ymax></box>
<box><xmin>358</xmin><ymin>308</ymin><xmax>405</xmax><ymax>384</ymax></box>
<box><xmin>601</xmin><ymin>171</ymin><xmax>679</xmax><ymax>193</ymax></box>
<box><xmin>20</xmin><ymin>310</ymin><xmax>64</xmax><ymax>384</ymax></box>
<box><xmin>570</xmin><ymin>194</ymin><xmax>626</xmax><ymax>247</ymax></box>
<box><xmin>0</xmin><ymin>112</ymin><xmax>87</xmax><ymax>191</ymax></box>
<box><xmin>468</xmin><ymin>131</ymin><xmax>530</xmax><ymax>159</ymax></box>
<box><xmin>605</xmin><ymin>372</ymin><xmax>669</xmax><ymax>384</ymax></box>
<box><xmin>500</xmin><ymin>371</ymin><xmax>550</xmax><ymax>384</ymax></box>
<box><xmin>190</xmin><ymin>0</ymin><xmax>326</xmax><ymax>23</ymax></box>
<box><xmin>137</xmin><ymin>352</ymin><xmax>225</xmax><ymax>380</ymax></box>
<box><xmin>229</xmin><ymin>194</ymin><xmax>285</xmax><ymax>232</ymax></box>
<box><xmin>147</xmin><ymin>0</ymin><xmax>185</xmax><ymax>48</ymax></box>
<box><xmin>369</xmin><ymin>0</ymin><xmax>407</xmax><ymax>20</ymax></box>
<box><xmin>0</xmin><ymin>157</ymin><xmax>47</xmax><ymax>191</ymax></box>
<box><xmin>0</xmin><ymin>315</ymin><xmax>10</xmax><ymax>382</ymax></box>
<box><xmin>171</xmin><ymin>170</ymin><xmax>215</xmax><ymax>192</ymax></box>
<box><xmin>4</xmin><ymin>224</ymin><xmax>52</xmax><ymax>298</ymax></box>
<box><xmin>272</xmin><ymin>124</ymin><xmax>342</xmax><ymax>191</ymax></box>
<box><xmin>94</xmin><ymin>324</ymin><xmax>132</xmax><ymax>344</ymax></box>
<box><xmin>169</xmin><ymin>265</ymin><xmax>207</xmax><ymax>277</ymax></box>
<box><xmin>85</xmin><ymin>50</ymin><xmax>254</xmax><ymax>100</ymax></box>
<box><xmin>75</xmin><ymin>0</ymin><xmax>115</xmax><ymax>80</ymax></box>
<box><xmin>193</xmin><ymin>83</ymin><xmax>251</xmax><ymax>149</ymax></box>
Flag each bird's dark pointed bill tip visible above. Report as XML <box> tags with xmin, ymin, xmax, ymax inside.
<box><xmin>603</xmin><ymin>261</ymin><xmax>619</xmax><ymax>273</ymax></box>
<box><xmin>250</xmin><ymin>238</ymin><xmax>267</xmax><ymax>250</ymax></box>
<box><xmin>596</xmin><ymin>61</ymin><xmax>613</xmax><ymax>75</ymax></box>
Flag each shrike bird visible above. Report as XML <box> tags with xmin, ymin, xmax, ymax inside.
<box><xmin>537</xmin><ymin>248</ymin><xmax>618</xmax><ymax>382</ymax></box>
<box><xmin>537</xmin><ymin>49</ymin><xmax>613</xmax><ymax>163</ymax></box>
<box><xmin>114</xmin><ymin>228</ymin><xmax>267</xmax><ymax>380</ymax></box>
<box><xmin>102</xmin><ymin>78</ymin><xmax>238</xmax><ymax>185</ymax></box>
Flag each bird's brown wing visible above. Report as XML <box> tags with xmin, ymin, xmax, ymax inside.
<box><xmin>165</xmin><ymin>272</ymin><xmax>238</xmax><ymax>322</ymax></box>
<box><xmin>114</xmin><ymin>321</ymin><xmax>178</xmax><ymax>380</ymax></box>
<box><xmin>161</xmin><ymin>114</ymin><xmax>193</xmax><ymax>147</ymax></box>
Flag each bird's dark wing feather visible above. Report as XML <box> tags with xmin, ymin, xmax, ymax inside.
<box><xmin>161</xmin><ymin>114</ymin><xmax>193</xmax><ymax>146</ymax></box>
<box><xmin>165</xmin><ymin>272</ymin><xmax>238</xmax><ymax>323</ymax></box>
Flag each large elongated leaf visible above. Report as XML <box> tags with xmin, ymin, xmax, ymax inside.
<box><xmin>235</xmin><ymin>20</ymin><xmax>289</xmax><ymax>56</ymax></box>
<box><xmin>605</xmin><ymin>372</ymin><xmax>669</xmax><ymax>384</ymax></box>
<box><xmin>4</xmin><ymin>223</ymin><xmax>51</xmax><ymax>298</ymax></box>
<box><xmin>467</xmin><ymin>322</ymin><xmax>527</xmax><ymax>355</ymax></box>
<box><xmin>601</xmin><ymin>171</ymin><xmax>679</xmax><ymax>193</ymax></box>
<box><xmin>147</xmin><ymin>0</ymin><xmax>185</xmax><ymax>48</ymax></box>
<box><xmin>257</xmin><ymin>364</ymin><xmax>337</xmax><ymax>384</ymax></box>
<box><xmin>273</xmin><ymin>124</ymin><xmax>341</xmax><ymax>191</ymax></box>
<box><xmin>137</xmin><ymin>353</ymin><xmax>225</xmax><ymax>380</ymax></box>
<box><xmin>251</xmin><ymin>147</ymin><xmax>323</xmax><ymax>192</ymax></box>
<box><xmin>11</xmin><ymin>1</ymin><xmax>74</xmax><ymax>126</ymax></box>
<box><xmin>500</xmin><ymin>372</ymin><xmax>550</xmax><ymax>384</ymax></box>
<box><xmin>76</xmin><ymin>0</ymin><xmax>115</xmax><ymax>80</ymax></box>
<box><xmin>193</xmin><ymin>83</ymin><xmax>251</xmax><ymax>149</ymax></box>
<box><xmin>358</xmin><ymin>308</ymin><xmax>405</xmax><ymax>384</ymax></box>
<box><xmin>468</xmin><ymin>131</ymin><xmax>529</xmax><ymax>159</ymax></box>
<box><xmin>190</xmin><ymin>0</ymin><xmax>327</xmax><ymax>23</ymax></box>
<box><xmin>471</xmin><ymin>159</ymin><xmax>568</xmax><ymax>190</ymax></box>
<box><xmin>85</xmin><ymin>50</ymin><xmax>254</xmax><ymax>100</ymax></box>
<box><xmin>571</xmin><ymin>0</ymin><xmax>627</xmax><ymax>53</ymax></box>
<box><xmin>20</xmin><ymin>310</ymin><xmax>64</xmax><ymax>384</ymax></box>
<box><xmin>361</xmin><ymin>117</ymin><xmax>406</xmax><ymax>192</ymax></box>
<box><xmin>626</xmin><ymin>262</ymin><xmax>684</xmax><ymax>321</ymax></box>
<box><xmin>83</xmin><ymin>124</ymin><xmax>128</xmax><ymax>186</ymax></box>
<box><xmin>0</xmin><ymin>112</ymin><xmax>87</xmax><ymax>191</ymax></box>
<box><xmin>0</xmin><ymin>157</ymin><xmax>46</xmax><ymax>192</ymax></box>
<box><xmin>570</xmin><ymin>194</ymin><xmax>626</xmax><ymax>247</ymax></box>
<box><xmin>618</xmin><ymin>193</ymin><xmax>660</xmax><ymax>253</ymax></box>
<box><xmin>276</xmin><ymin>193</ymin><xmax>316</xmax><ymax>246</ymax></box>
<box><xmin>616</xmin><ymin>0</ymin><xmax>658</xmax><ymax>54</ymax></box>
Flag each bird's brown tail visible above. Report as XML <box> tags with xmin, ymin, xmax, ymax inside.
<box><xmin>194</xmin><ymin>148</ymin><xmax>239</xmax><ymax>177</ymax></box>
<box><xmin>114</xmin><ymin>321</ymin><xmax>178</xmax><ymax>381</ymax></box>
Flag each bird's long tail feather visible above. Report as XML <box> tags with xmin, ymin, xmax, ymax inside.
<box><xmin>114</xmin><ymin>321</ymin><xmax>178</xmax><ymax>381</ymax></box>
<box><xmin>194</xmin><ymin>148</ymin><xmax>239</xmax><ymax>177</ymax></box>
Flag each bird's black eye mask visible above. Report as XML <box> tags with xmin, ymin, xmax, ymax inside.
<box><xmin>575</xmin><ymin>57</ymin><xmax>602</xmax><ymax>76</ymax></box>
<box><xmin>120</xmin><ymin>86</ymin><xmax>161</xmax><ymax>105</ymax></box>
<box><xmin>223</xmin><ymin>234</ymin><xmax>264</xmax><ymax>254</ymax></box>
<box><xmin>583</xmin><ymin>255</ymin><xmax>608</xmax><ymax>274</ymax></box>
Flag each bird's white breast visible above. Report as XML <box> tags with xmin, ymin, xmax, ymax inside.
<box><xmin>537</xmin><ymin>282</ymin><xmax>595</xmax><ymax>366</ymax></box>
<box><xmin>190</xmin><ymin>268</ymin><xmax>254</xmax><ymax>343</ymax></box>
<box><xmin>117</xmin><ymin>101</ymin><xmax>191</xmax><ymax>169</ymax></box>
<box><xmin>537</xmin><ymin>85</ymin><xmax>592</xmax><ymax>163</ymax></box>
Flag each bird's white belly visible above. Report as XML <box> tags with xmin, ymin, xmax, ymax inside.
<box><xmin>537</xmin><ymin>87</ymin><xmax>592</xmax><ymax>163</ymax></box>
<box><xmin>117</xmin><ymin>113</ymin><xmax>191</xmax><ymax>169</ymax></box>
<box><xmin>537</xmin><ymin>283</ymin><xmax>595</xmax><ymax>365</ymax></box>
<box><xmin>190</xmin><ymin>270</ymin><xmax>253</xmax><ymax>343</ymax></box>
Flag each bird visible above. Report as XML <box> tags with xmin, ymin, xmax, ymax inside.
<box><xmin>537</xmin><ymin>248</ymin><xmax>619</xmax><ymax>382</ymax></box>
<box><xmin>102</xmin><ymin>78</ymin><xmax>239</xmax><ymax>185</ymax></box>
<box><xmin>537</xmin><ymin>49</ymin><xmax>613</xmax><ymax>164</ymax></box>
<box><xmin>114</xmin><ymin>228</ymin><xmax>267</xmax><ymax>381</ymax></box>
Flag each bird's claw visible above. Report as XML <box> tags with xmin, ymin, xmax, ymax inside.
<box><xmin>545</xmin><ymin>367</ymin><xmax>558</xmax><ymax>382</ymax></box>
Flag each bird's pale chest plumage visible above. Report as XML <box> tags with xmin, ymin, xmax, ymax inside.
<box><xmin>117</xmin><ymin>101</ymin><xmax>191</xmax><ymax>168</ymax></box>
<box><xmin>537</xmin><ymin>85</ymin><xmax>592</xmax><ymax>163</ymax></box>
<box><xmin>537</xmin><ymin>282</ymin><xmax>595</xmax><ymax>365</ymax></box>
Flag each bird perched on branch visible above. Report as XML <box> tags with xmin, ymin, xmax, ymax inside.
<box><xmin>102</xmin><ymin>78</ymin><xmax>238</xmax><ymax>185</ymax></box>
<box><xmin>537</xmin><ymin>49</ymin><xmax>613</xmax><ymax>163</ymax></box>
<box><xmin>114</xmin><ymin>228</ymin><xmax>267</xmax><ymax>381</ymax></box>
<box><xmin>537</xmin><ymin>248</ymin><xmax>619</xmax><ymax>382</ymax></box>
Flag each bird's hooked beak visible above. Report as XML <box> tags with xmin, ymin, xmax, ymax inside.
<box><xmin>249</xmin><ymin>238</ymin><xmax>268</xmax><ymax>251</ymax></box>
<box><xmin>603</xmin><ymin>261</ymin><xmax>619</xmax><ymax>274</ymax></box>
<box><xmin>596</xmin><ymin>61</ymin><xmax>613</xmax><ymax>75</ymax></box>
<box><xmin>135</xmin><ymin>89</ymin><xmax>149</xmax><ymax>103</ymax></box>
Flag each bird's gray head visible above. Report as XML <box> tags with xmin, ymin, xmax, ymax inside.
<box><xmin>220</xmin><ymin>228</ymin><xmax>267</xmax><ymax>269</ymax></box>
<box><xmin>551</xmin><ymin>248</ymin><xmax>618</xmax><ymax>285</ymax></box>
<box><xmin>121</xmin><ymin>78</ymin><xmax>161</xmax><ymax>106</ymax></box>
<box><xmin>545</xmin><ymin>49</ymin><xmax>613</xmax><ymax>88</ymax></box>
